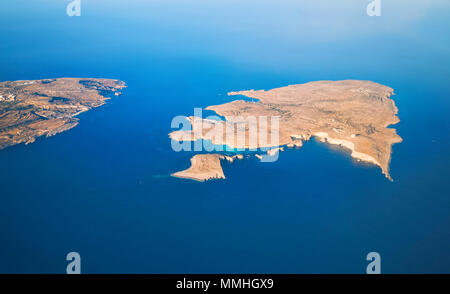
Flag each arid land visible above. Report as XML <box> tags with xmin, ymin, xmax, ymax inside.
<box><xmin>0</xmin><ymin>78</ymin><xmax>126</xmax><ymax>150</ymax></box>
<box><xmin>171</xmin><ymin>154</ymin><xmax>244</xmax><ymax>182</ymax></box>
<box><xmin>170</xmin><ymin>80</ymin><xmax>402</xmax><ymax>181</ymax></box>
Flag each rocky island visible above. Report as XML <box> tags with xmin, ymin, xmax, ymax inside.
<box><xmin>171</xmin><ymin>154</ymin><xmax>244</xmax><ymax>182</ymax></box>
<box><xmin>0</xmin><ymin>78</ymin><xmax>126</xmax><ymax>150</ymax></box>
<box><xmin>170</xmin><ymin>80</ymin><xmax>402</xmax><ymax>181</ymax></box>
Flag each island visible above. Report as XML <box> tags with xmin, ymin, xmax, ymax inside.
<box><xmin>171</xmin><ymin>154</ymin><xmax>244</xmax><ymax>182</ymax></box>
<box><xmin>0</xmin><ymin>78</ymin><xmax>126</xmax><ymax>150</ymax></box>
<box><xmin>170</xmin><ymin>80</ymin><xmax>402</xmax><ymax>181</ymax></box>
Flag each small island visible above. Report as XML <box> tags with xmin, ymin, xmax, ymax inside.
<box><xmin>172</xmin><ymin>154</ymin><xmax>244</xmax><ymax>182</ymax></box>
<box><xmin>170</xmin><ymin>80</ymin><xmax>402</xmax><ymax>181</ymax></box>
<box><xmin>0</xmin><ymin>78</ymin><xmax>126</xmax><ymax>150</ymax></box>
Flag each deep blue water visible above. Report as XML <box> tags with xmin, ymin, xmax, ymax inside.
<box><xmin>0</xmin><ymin>0</ymin><xmax>449</xmax><ymax>273</ymax></box>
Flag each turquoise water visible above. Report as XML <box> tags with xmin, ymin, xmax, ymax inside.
<box><xmin>0</xmin><ymin>0</ymin><xmax>449</xmax><ymax>273</ymax></box>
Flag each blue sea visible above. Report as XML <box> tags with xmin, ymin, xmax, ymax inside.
<box><xmin>0</xmin><ymin>0</ymin><xmax>449</xmax><ymax>273</ymax></box>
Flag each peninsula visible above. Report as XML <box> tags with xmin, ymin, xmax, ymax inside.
<box><xmin>170</xmin><ymin>80</ymin><xmax>402</xmax><ymax>181</ymax></box>
<box><xmin>0</xmin><ymin>78</ymin><xmax>126</xmax><ymax>150</ymax></box>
